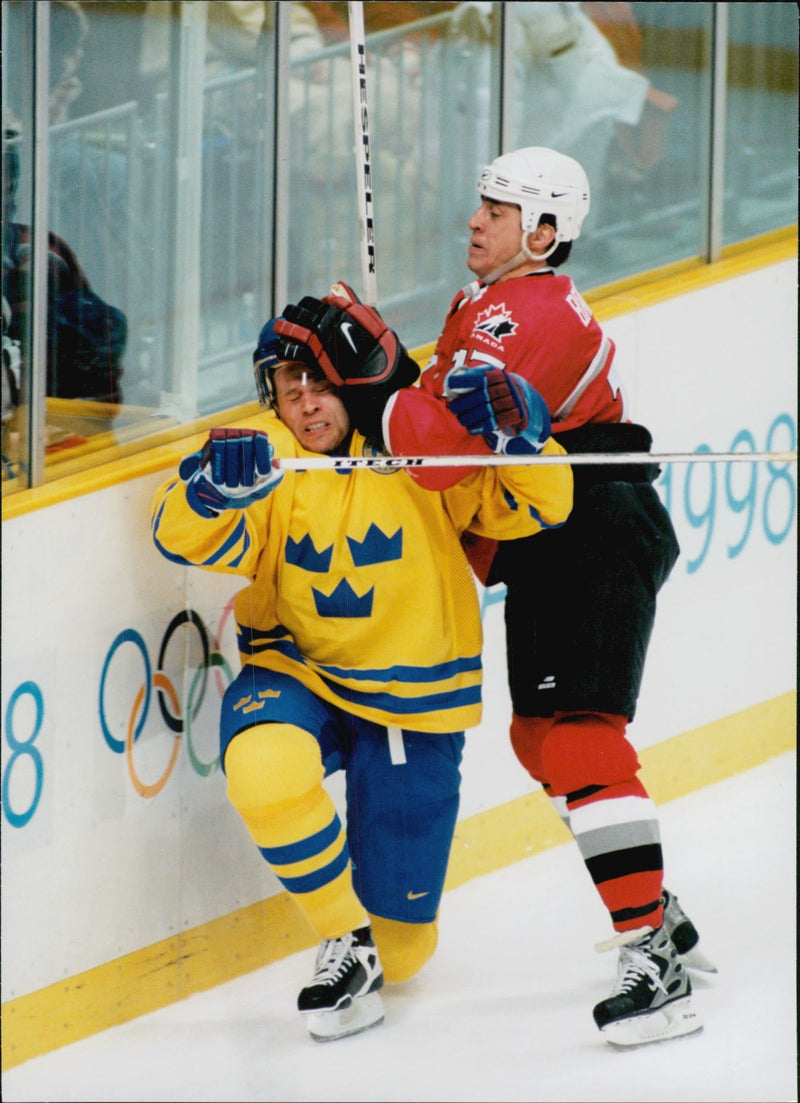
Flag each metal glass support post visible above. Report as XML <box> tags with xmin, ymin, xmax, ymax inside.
<box><xmin>707</xmin><ymin>2</ymin><xmax>729</xmax><ymax>262</ymax></box>
<box><xmin>252</xmin><ymin>8</ymin><xmax>277</xmax><ymax>326</ymax></box>
<box><xmin>499</xmin><ymin>1</ymin><xmax>516</xmax><ymax>157</ymax></box>
<box><xmin>271</xmin><ymin>0</ymin><xmax>292</xmax><ymax>317</ymax></box>
<box><xmin>27</xmin><ymin>0</ymin><xmax>51</xmax><ymax>488</ymax></box>
<box><xmin>165</xmin><ymin>0</ymin><xmax>207</xmax><ymax>421</ymax></box>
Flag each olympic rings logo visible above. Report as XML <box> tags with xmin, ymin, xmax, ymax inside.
<box><xmin>98</xmin><ymin>602</ymin><xmax>236</xmax><ymax>798</ymax></box>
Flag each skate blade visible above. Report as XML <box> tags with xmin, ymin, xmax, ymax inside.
<box><xmin>304</xmin><ymin>991</ymin><xmax>385</xmax><ymax>1042</ymax></box>
<box><xmin>680</xmin><ymin>945</ymin><xmax>718</xmax><ymax>974</ymax></box>
<box><xmin>601</xmin><ymin>996</ymin><xmax>702</xmax><ymax>1047</ymax></box>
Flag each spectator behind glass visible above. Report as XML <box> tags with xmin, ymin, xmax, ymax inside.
<box><xmin>440</xmin><ymin>2</ymin><xmax>678</xmax><ymax>231</ymax></box>
<box><xmin>2</xmin><ymin>109</ymin><xmax>127</xmax><ymax>421</ymax></box>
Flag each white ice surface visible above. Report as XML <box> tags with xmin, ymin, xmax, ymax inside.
<box><xmin>3</xmin><ymin>751</ymin><xmax>796</xmax><ymax>1103</ymax></box>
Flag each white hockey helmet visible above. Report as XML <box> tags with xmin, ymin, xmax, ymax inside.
<box><xmin>478</xmin><ymin>147</ymin><xmax>590</xmax><ymax>243</ymax></box>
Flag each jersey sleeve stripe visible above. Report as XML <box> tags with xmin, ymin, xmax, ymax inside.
<box><xmin>552</xmin><ymin>334</ymin><xmax>613</xmax><ymax>421</ymax></box>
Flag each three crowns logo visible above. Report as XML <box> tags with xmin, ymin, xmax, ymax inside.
<box><xmin>313</xmin><ymin>579</ymin><xmax>374</xmax><ymax>618</ymax></box>
<box><xmin>288</xmin><ymin>523</ymin><xmax>402</xmax><ymax>619</ymax></box>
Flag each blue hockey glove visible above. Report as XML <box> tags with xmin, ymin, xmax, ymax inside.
<box><xmin>179</xmin><ymin>428</ymin><xmax>283</xmax><ymax>517</ymax></box>
<box><xmin>444</xmin><ymin>366</ymin><xmax>551</xmax><ymax>455</ymax></box>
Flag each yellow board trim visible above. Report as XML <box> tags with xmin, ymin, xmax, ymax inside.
<box><xmin>2</xmin><ymin>401</ymin><xmax>263</xmax><ymax>521</ymax></box>
<box><xmin>2</xmin><ymin>691</ymin><xmax>795</xmax><ymax>1072</ymax></box>
<box><xmin>587</xmin><ymin>226</ymin><xmax>798</xmax><ymax>322</ymax></box>
<box><xmin>2</xmin><ymin>227</ymin><xmax>796</xmax><ymax>522</ymax></box>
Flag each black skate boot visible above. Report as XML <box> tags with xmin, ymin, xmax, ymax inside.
<box><xmin>298</xmin><ymin>925</ymin><xmax>384</xmax><ymax>1041</ymax></box>
<box><xmin>662</xmin><ymin>887</ymin><xmax>717</xmax><ymax>972</ymax></box>
<box><xmin>593</xmin><ymin>926</ymin><xmax>702</xmax><ymax>1046</ymax></box>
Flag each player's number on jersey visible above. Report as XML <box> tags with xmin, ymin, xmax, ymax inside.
<box><xmin>450</xmin><ymin>347</ymin><xmax>506</xmax><ymax>372</ymax></box>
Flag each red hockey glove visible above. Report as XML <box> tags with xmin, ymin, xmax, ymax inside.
<box><xmin>273</xmin><ymin>283</ymin><xmax>419</xmax><ymax>439</ymax></box>
<box><xmin>273</xmin><ymin>284</ymin><xmax>418</xmax><ymax>389</ymax></box>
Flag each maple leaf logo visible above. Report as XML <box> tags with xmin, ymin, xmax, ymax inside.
<box><xmin>474</xmin><ymin>303</ymin><xmax>518</xmax><ymax>341</ymax></box>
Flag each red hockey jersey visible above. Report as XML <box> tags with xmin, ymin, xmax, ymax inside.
<box><xmin>385</xmin><ymin>271</ymin><xmax>627</xmax><ymax>491</ymax></box>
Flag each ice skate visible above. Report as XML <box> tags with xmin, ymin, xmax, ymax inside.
<box><xmin>298</xmin><ymin>925</ymin><xmax>384</xmax><ymax>1042</ymax></box>
<box><xmin>593</xmin><ymin>926</ymin><xmax>702</xmax><ymax>1047</ymax></box>
<box><xmin>661</xmin><ymin>887</ymin><xmax>717</xmax><ymax>973</ymax></box>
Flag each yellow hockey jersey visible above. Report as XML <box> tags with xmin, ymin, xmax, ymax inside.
<box><xmin>151</xmin><ymin>411</ymin><xmax>572</xmax><ymax>732</ymax></box>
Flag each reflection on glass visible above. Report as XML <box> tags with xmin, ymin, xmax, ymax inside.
<box><xmin>1</xmin><ymin>1</ymin><xmax>796</xmax><ymax>494</ymax></box>
<box><xmin>53</xmin><ymin>0</ymin><xmax>278</xmax><ymax>421</ymax></box>
<box><xmin>2</xmin><ymin>1</ymin><xmax>34</xmax><ymax>490</ymax></box>
<box><xmin>284</xmin><ymin>1</ymin><xmax>500</xmax><ymax>347</ymax></box>
<box><xmin>3</xmin><ymin>115</ymin><xmax>25</xmax><ymax>484</ymax></box>
<box><xmin>4</xmin><ymin>0</ymin><xmax>278</xmax><ymax>491</ymax></box>
<box><xmin>723</xmin><ymin>2</ymin><xmax>798</xmax><ymax>246</ymax></box>
<box><xmin>507</xmin><ymin>1</ymin><xmax>714</xmax><ymax>289</ymax></box>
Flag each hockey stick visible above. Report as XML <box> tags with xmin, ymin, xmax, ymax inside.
<box><xmin>278</xmin><ymin>449</ymin><xmax>798</xmax><ymax>472</ymax></box>
<box><xmin>348</xmin><ymin>1</ymin><xmax>378</xmax><ymax>306</ymax></box>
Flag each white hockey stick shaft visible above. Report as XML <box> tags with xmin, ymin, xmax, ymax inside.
<box><xmin>278</xmin><ymin>450</ymin><xmax>797</xmax><ymax>472</ymax></box>
<box><xmin>348</xmin><ymin>1</ymin><xmax>377</xmax><ymax>306</ymax></box>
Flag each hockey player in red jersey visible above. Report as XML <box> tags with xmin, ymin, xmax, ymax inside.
<box><xmin>384</xmin><ymin>146</ymin><xmax>715</xmax><ymax>1046</ymax></box>
<box><xmin>281</xmin><ymin>146</ymin><xmax>716</xmax><ymax>1047</ymax></box>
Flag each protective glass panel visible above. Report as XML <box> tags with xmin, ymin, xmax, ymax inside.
<box><xmin>2</xmin><ymin>1</ymin><xmax>34</xmax><ymax>491</ymax></box>
<box><xmin>1</xmin><ymin>1</ymin><xmax>797</xmax><ymax>494</ymax></box>
<box><xmin>3</xmin><ymin>0</ymin><xmax>277</xmax><ymax>489</ymax></box>
<box><xmin>506</xmin><ymin>1</ymin><xmax>715</xmax><ymax>289</ymax></box>
<box><xmin>285</xmin><ymin>1</ymin><xmax>502</xmax><ymax>348</ymax></box>
<box><xmin>723</xmin><ymin>2</ymin><xmax>798</xmax><ymax>246</ymax></box>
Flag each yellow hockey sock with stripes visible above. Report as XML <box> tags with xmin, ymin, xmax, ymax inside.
<box><xmin>225</xmin><ymin>723</ymin><xmax>367</xmax><ymax>939</ymax></box>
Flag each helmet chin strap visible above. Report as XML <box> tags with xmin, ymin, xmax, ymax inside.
<box><xmin>460</xmin><ymin>231</ymin><xmax>558</xmax><ymax>298</ymax></box>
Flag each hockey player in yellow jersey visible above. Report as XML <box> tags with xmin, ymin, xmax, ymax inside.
<box><xmin>151</xmin><ymin>302</ymin><xmax>572</xmax><ymax>1040</ymax></box>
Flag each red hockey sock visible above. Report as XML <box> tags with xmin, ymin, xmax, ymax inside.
<box><xmin>541</xmin><ymin>711</ymin><xmax>664</xmax><ymax>933</ymax></box>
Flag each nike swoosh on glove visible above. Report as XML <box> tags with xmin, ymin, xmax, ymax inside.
<box><xmin>273</xmin><ymin>285</ymin><xmax>419</xmax><ymax>440</ymax></box>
